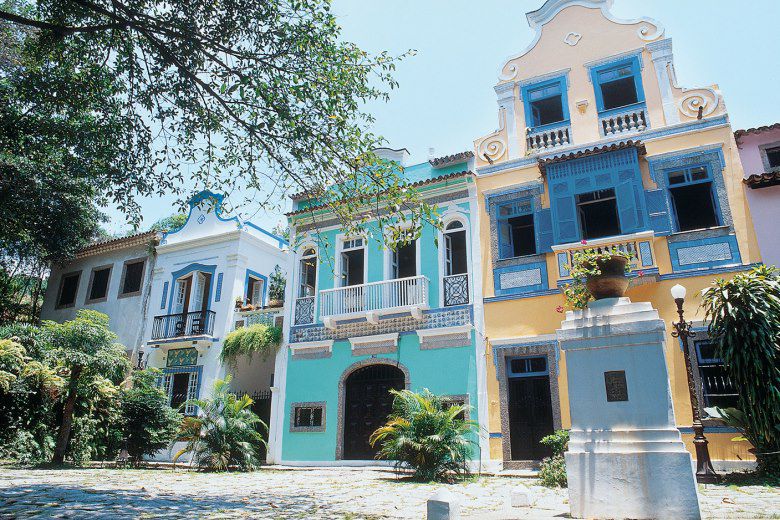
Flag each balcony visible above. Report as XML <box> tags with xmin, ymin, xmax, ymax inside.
<box><xmin>443</xmin><ymin>273</ymin><xmax>470</xmax><ymax>307</ymax></box>
<box><xmin>234</xmin><ymin>307</ymin><xmax>284</xmax><ymax>330</ymax></box>
<box><xmin>319</xmin><ymin>275</ymin><xmax>430</xmax><ymax>329</ymax></box>
<box><xmin>552</xmin><ymin>231</ymin><xmax>658</xmax><ymax>283</ymax></box>
<box><xmin>151</xmin><ymin>310</ymin><xmax>216</xmax><ymax>340</ymax></box>
<box><xmin>527</xmin><ymin>123</ymin><xmax>571</xmax><ymax>152</ymax></box>
<box><xmin>599</xmin><ymin>104</ymin><xmax>647</xmax><ymax>137</ymax></box>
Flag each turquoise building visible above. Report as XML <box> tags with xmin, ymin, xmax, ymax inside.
<box><xmin>269</xmin><ymin>148</ymin><xmax>489</xmax><ymax>464</ymax></box>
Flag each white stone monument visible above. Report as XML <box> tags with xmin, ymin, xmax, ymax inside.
<box><xmin>557</xmin><ymin>297</ymin><xmax>701</xmax><ymax>520</ymax></box>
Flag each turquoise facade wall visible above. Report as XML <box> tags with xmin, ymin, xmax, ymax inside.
<box><xmin>281</xmin><ymin>330</ymin><xmax>480</xmax><ymax>462</ymax></box>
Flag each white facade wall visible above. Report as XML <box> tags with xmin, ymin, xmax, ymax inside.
<box><xmin>41</xmin><ymin>240</ymin><xmax>156</xmax><ymax>355</ymax></box>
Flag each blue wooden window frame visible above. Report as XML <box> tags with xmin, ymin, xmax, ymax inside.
<box><xmin>666</xmin><ymin>163</ymin><xmax>722</xmax><ymax>232</ymax></box>
<box><xmin>522</xmin><ymin>76</ymin><xmax>569</xmax><ymax>130</ymax></box>
<box><xmin>495</xmin><ymin>199</ymin><xmax>536</xmax><ymax>259</ymax></box>
<box><xmin>506</xmin><ymin>356</ymin><xmax>549</xmax><ymax>378</ymax></box>
<box><xmin>590</xmin><ymin>57</ymin><xmax>645</xmax><ymax>114</ymax></box>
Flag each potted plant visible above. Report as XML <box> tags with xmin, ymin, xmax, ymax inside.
<box><xmin>234</xmin><ymin>297</ymin><xmax>244</xmax><ymax>310</ymax></box>
<box><xmin>267</xmin><ymin>265</ymin><xmax>286</xmax><ymax>308</ymax></box>
<box><xmin>562</xmin><ymin>247</ymin><xmax>633</xmax><ymax>310</ymax></box>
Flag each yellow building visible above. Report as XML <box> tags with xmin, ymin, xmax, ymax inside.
<box><xmin>472</xmin><ymin>0</ymin><xmax>760</xmax><ymax>469</ymax></box>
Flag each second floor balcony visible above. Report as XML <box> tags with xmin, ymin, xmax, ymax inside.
<box><xmin>151</xmin><ymin>310</ymin><xmax>216</xmax><ymax>340</ymax></box>
<box><xmin>300</xmin><ymin>275</ymin><xmax>430</xmax><ymax>329</ymax></box>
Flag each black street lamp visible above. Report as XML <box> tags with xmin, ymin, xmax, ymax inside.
<box><xmin>135</xmin><ymin>348</ymin><xmax>145</xmax><ymax>370</ymax></box>
<box><xmin>670</xmin><ymin>283</ymin><xmax>719</xmax><ymax>484</ymax></box>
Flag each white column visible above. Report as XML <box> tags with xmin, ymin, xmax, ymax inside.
<box><xmin>494</xmin><ymin>82</ymin><xmax>521</xmax><ymax>159</ymax></box>
<box><xmin>648</xmin><ymin>38</ymin><xmax>680</xmax><ymax>126</ymax></box>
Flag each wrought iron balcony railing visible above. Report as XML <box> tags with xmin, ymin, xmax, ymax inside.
<box><xmin>294</xmin><ymin>296</ymin><xmax>315</xmax><ymax>326</ymax></box>
<box><xmin>151</xmin><ymin>310</ymin><xmax>216</xmax><ymax>340</ymax></box>
<box><xmin>443</xmin><ymin>273</ymin><xmax>470</xmax><ymax>307</ymax></box>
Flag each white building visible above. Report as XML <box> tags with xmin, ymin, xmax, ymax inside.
<box><xmin>40</xmin><ymin>231</ymin><xmax>160</xmax><ymax>357</ymax></box>
<box><xmin>141</xmin><ymin>191</ymin><xmax>289</xmax><ymax>416</ymax></box>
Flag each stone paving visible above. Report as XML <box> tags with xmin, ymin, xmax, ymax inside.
<box><xmin>0</xmin><ymin>466</ymin><xmax>778</xmax><ymax>519</ymax></box>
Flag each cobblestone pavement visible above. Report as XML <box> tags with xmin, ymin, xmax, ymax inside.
<box><xmin>0</xmin><ymin>466</ymin><xmax>778</xmax><ymax>519</ymax></box>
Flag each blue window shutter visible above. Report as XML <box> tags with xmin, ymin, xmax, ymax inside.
<box><xmin>160</xmin><ymin>281</ymin><xmax>168</xmax><ymax>310</ymax></box>
<box><xmin>536</xmin><ymin>208</ymin><xmax>554</xmax><ymax>252</ymax></box>
<box><xmin>645</xmin><ymin>189</ymin><xmax>672</xmax><ymax>234</ymax></box>
<box><xmin>616</xmin><ymin>179</ymin><xmax>640</xmax><ymax>234</ymax></box>
<box><xmin>498</xmin><ymin>218</ymin><xmax>514</xmax><ymax>259</ymax></box>
<box><xmin>551</xmin><ymin>181</ymin><xmax>579</xmax><ymax>243</ymax></box>
<box><xmin>215</xmin><ymin>272</ymin><xmax>223</xmax><ymax>302</ymax></box>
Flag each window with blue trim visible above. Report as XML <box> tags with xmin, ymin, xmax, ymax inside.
<box><xmin>694</xmin><ymin>340</ymin><xmax>738</xmax><ymax>409</ymax></box>
<box><xmin>667</xmin><ymin>165</ymin><xmax>720</xmax><ymax>232</ymax></box>
<box><xmin>507</xmin><ymin>356</ymin><xmax>548</xmax><ymax>378</ymax></box>
<box><xmin>523</xmin><ymin>77</ymin><xmax>568</xmax><ymax>129</ymax></box>
<box><xmin>591</xmin><ymin>58</ymin><xmax>644</xmax><ymax>113</ymax></box>
<box><xmin>496</xmin><ymin>200</ymin><xmax>536</xmax><ymax>259</ymax></box>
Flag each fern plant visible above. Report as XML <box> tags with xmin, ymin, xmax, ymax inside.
<box><xmin>369</xmin><ymin>389</ymin><xmax>476</xmax><ymax>482</ymax></box>
<box><xmin>172</xmin><ymin>377</ymin><xmax>267</xmax><ymax>471</ymax></box>
<box><xmin>220</xmin><ymin>324</ymin><xmax>281</xmax><ymax>367</ymax></box>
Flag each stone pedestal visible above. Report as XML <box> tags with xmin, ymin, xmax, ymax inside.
<box><xmin>556</xmin><ymin>298</ymin><xmax>700</xmax><ymax>520</ymax></box>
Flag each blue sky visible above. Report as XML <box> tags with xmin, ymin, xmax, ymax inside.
<box><xmin>106</xmin><ymin>0</ymin><xmax>780</xmax><ymax>235</ymax></box>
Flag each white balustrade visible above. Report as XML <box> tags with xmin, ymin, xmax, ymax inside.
<box><xmin>599</xmin><ymin>106</ymin><xmax>648</xmax><ymax>136</ymax></box>
<box><xmin>319</xmin><ymin>275</ymin><xmax>429</xmax><ymax>320</ymax></box>
<box><xmin>527</xmin><ymin>124</ymin><xmax>571</xmax><ymax>151</ymax></box>
<box><xmin>236</xmin><ymin>308</ymin><xmax>283</xmax><ymax>329</ymax></box>
<box><xmin>552</xmin><ymin>231</ymin><xmax>657</xmax><ymax>282</ymax></box>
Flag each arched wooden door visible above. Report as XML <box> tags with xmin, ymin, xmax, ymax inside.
<box><xmin>343</xmin><ymin>364</ymin><xmax>405</xmax><ymax>460</ymax></box>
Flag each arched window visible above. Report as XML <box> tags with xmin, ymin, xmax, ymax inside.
<box><xmin>299</xmin><ymin>248</ymin><xmax>317</xmax><ymax>298</ymax></box>
<box><xmin>444</xmin><ymin>221</ymin><xmax>467</xmax><ymax>276</ymax></box>
<box><xmin>443</xmin><ymin>220</ymin><xmax>469</xmax><ymax>307</ymax></box>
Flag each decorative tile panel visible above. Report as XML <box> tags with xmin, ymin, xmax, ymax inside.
<box><xmin>420</xmin><ymin>332</ymin><xmax>471</xmax><ymax>350</ymax></box>
<box><xmin>494</xmin><ymin>262</ymin><xmax>548</xmax><ymax>297</ymax></box>
<box><xmin>639</xmin><ymin>241</ymin><xmax>654</xmax><ymax>267</ymax></box>
<box><xmin>215</xmin><ymin>272</ymin><xmax>223</xmax><ymax>302</ymax></box>
<box><xmin>677</xmin><ymin>243</ymin><xmax>731</xmax><ymax>266</ymax></box>
<box><xmin>500</xmin><ymin>268</ymin><xmax>542</xmax><ymax>289</ymax></box>
<box><xmin>166</xmin><ymin>347</ymin><xmax>198</xmax><ymax>367</ymax></box>
<box><xmin>668</xmin><ymin>233</ymin><xmax>741</xmax><ymax>272</ymax></box>
<box><xmin>557</xmin><ymin>252</ymin><xmax>570</xmax><ymax>278</ymax></box>
<box><xmin>160</xmin><ymin>281</ymin><xmax>169</xmax><ymax>310</ymax></box>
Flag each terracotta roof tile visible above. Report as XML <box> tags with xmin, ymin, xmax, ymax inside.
<box><xmin>734</xmin><ymin>123</ymin><xmax>780</xmax><ymax>141</ymax></box>
<box><xmin>75</xmin><ymin>231</ymin><xmax>160</xmax><ymax>259</ymax></box>
<box><xmin>743</xmin><ymin>171</ymin><xmax>780</xmax><ymax>189</ymax></box>
<box><xmin>287</xmin><ymin>170</ymin><xmax>474</xmax><ymax>217</ymax></box>
<box><xmin>428</xmin><ymin>151</ymin><xmax>474</xmax><ymax>168</ymax></box>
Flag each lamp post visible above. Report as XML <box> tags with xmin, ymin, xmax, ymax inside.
<box><xmin>670</xmin><ymin>283</ymin><xmax>719</xmax><ymax>484</ymax></box>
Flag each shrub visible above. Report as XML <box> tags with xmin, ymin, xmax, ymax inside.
<box><xmin>220</xmin><ymin>324</ymin><xmax>281</xmax><ymax>367</ymax></box>
<box><xmin>268</xmin><ymin>265</ymin><xmax>286</xmax><ymax>302</ymax></box>
<box><xmin>172</xmin><ymin>377</ymin><xmax>267</xmax><ymax>471</ymax></box>
<box><xmin>701</xmin><ymin>265</ymin><xmax>780</xmax><ymax>475</ymax></box>
<box><xmin>369</xmin><ymin>389</ymin><xmax>477</xmax><ymax>482</ymax></box>
<box><xmin>539</xmin><ymin>429</ymin><xmax>569</xmax><ymax>488</ymax></box>
<box><xmin>121</xmin><ymin>368</ymin><xmax>180</xmax><ymax>463</ymax></box>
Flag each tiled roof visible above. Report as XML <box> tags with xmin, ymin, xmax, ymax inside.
<box><xmin>743</xmin><ymin>171</ymin><xmax>780</xmax><ymax>189</ymax></box>
<box><xmin>287</xmin><ymin>170</ymin><xmax>474</xmax><ymax>217</ymax></box>
<box><xmin>75</xmin><ymin>231</ymin><xmax>160</xmax><ymax>259</ymax></box>
<box><xmin>734</xmin><ymin>123</ymin><xmax>780</xmax><ymax>141</ymax></box>
<box><xmin>538</xmin><ymin>140</ymin><xmax>645</xmax><ymax>174</ymax></box>
<box><xmin>428</xmin><ymin>151</ymin><xmax>474</xmax><ymax>168</ymax></box>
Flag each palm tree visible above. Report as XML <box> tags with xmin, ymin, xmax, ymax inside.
<box><xmin>172</xmin><ymin>376</ymin><xmax>267</xmax><ymax>471</ymax></box>
<box><xmin>370</xmin><ymin>389</ymin><xmax>477</xmax><ymax>482</ymax></box>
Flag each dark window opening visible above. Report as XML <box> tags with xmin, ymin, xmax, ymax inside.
<box><xmin>445</xmin><ymin>229</ymin><xmax>468</xmax><ymax>276</ymax></box>
<box><xmin>169</xmin><ymin>372</ymin><xmax>190</xmax><ymax>411</ymax></box>
<box><xmin>509</xmin><ymin>356</ymin><xmax>548</xmax><ymax>377</ymax></box>
<box><xmin>58</xmin><ymin>273</ymin><xmax>80</xmax><ymax>307</ymax></box>
<box><xmin>766</xmin><ymin>146</ymin><xmax>780</xmax><ymax>168</ymax></box>
<box><xmin>121</xmin><ymin>260</ymin><xmax>145</xmax><ymax>295</ymax></box>
<box><xmin>695</xmin><ymin>341</ymin><xmax>739</xmax><ymax>410</ymax></box>
<box><xmin>247</xmin><ymin>277</ymin><xmax>264</xmax><ymax>306</ymax></box>
<box><xmin>508</xmin><ymin>214</ymin><xmax>536</xmax><ymax>257</ymax></box>
<box><xmin>341</xmin><ymin>248</ymin><xmax>365</xmax><ymax>286</ymax></box>
<box><xmin>299</xmin><ymin>250</ymin><xmax>317</xmax><ymax>297</ymax></box>
<box><xmin>670</xmin><ymin>183</ymin><xmax>719</xmax><ymax>231</ymax></box>
<box><xmin>531</xmin><ymin>96</ymin><xmax>565</xmax><ymax>127</ymax></box>
<box><xmin>392</xmin><ymin>241</ymin><xmax>417</xmax><ymax>279</ymax></box>
<box><xmin>600</xmin><ymin>76</ymin><xmax>638</xmax><ymax>111</ymax></box>
<box><xmin>294</xmin><ymin>406</ymin><xmax>323</xmax><ymax>428</ymax></box>
<box><xmin>88</xmin><ymin>268</ymin><xmax>110</xmax><ymax>301</ymax></box>
<box><xmin>576</xmin><ymin>189</ymin><xmax>621</xmax><ymax>240</ymax></box>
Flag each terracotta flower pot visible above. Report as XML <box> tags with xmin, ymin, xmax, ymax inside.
<box><xmin>267</xmin><ymin>298</ymin><xmax>284</xmax><ymax>308</ymax></box>
<box><xmin>585</xmin><ymin>256</ymin><xmax>629</xmax><ymax>300</ymax></box>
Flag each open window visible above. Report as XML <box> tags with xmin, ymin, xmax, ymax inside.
<box><xmin>525</xmin><ymin>79</ymin><xmax>567</xmax><ymax>128</ymax></box>
<box><xmin>246</xmin><ymin>276</ymin><xmax>264</xmax><ymax>307</ymax></box>
<box><xmin>340</xmin><ymin>238</ymin><xmax>365</xmax><ymax>287</ymax></box>
<box><xmin>56</xmin><ymin>271</ymin><xmax>81</xmax><ymax>308</ymax></box>
<box><xmin>592</xmin><ymin>59</ymin><xmax>643</xmax><ymax>112</ymax></box>
<box><xmin>576</xmin><ymin>189</ymin><xmax>621</xmax><ymax>240</ymax></box>
<box><xmin>694</xmin><ymin>340</ymin><xmax>739</xmax><ymax>410</ymax></box>
<box><xmin>298</xmin><ymin>248</ymin><xmax>317</xmax><ymax>298</ymax></box>
<box><xmin>171</xmin><ymin>270</ymin><xmax>212</xmax><ymax>335</ymax></box>
<box><xmin>391</xmin><ymin>240</ymin><xmax>417</xmax><ymax>279</ymax></box>
<box><xmin>763</xmin><ymin>145</ymin><xmax>780</xmax><ymax>169</ymax></box>
<box><xmin>444</xmin><ymin>221</ymin><xmax>468</xmax><ymax>276</ymax></box>
<box><xmin>497</xmin><ymin>201</ymin><xmax>536</xmax><ymax>259</ymax></box>
<box><xmin>667</xmin><ymin>166</ymin><xmax>719</xmax><ymax>232</ymax></box>
<box><xmin>119</xmin><ymin>259</ymin><xmax>145</xmax><ymax>297</ymax></box>
<box><xmin>86</xmin><ymin>266</ymin><xmax>111</xmax><ymax>303</ymax></box>
<box><xmin>164</xmin><ymin>369</ymin><xmax>199</xmax><ymax>415</ymax></box>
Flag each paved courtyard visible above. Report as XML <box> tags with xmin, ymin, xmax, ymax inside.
<box><xmin>0</xmin><ymin>466</ymin><xmax>778</xmax><ymax>519</ymax></box>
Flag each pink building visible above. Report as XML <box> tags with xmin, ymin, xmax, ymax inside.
<box><xmin>736</xmin><ymin>124</ymin><xmax>780</xmax><ymax>267</ymax></box>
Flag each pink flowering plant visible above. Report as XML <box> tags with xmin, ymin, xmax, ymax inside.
<box><xmin>561</xmin><ymin>247</ymin><xmax>633</xmax><ymax>310</ymax></box>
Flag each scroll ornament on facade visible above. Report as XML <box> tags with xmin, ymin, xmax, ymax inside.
<box><xmin>476</xmin><ymin>108</ymin><xmax>508</xmax><ymax>164</ymax></box>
